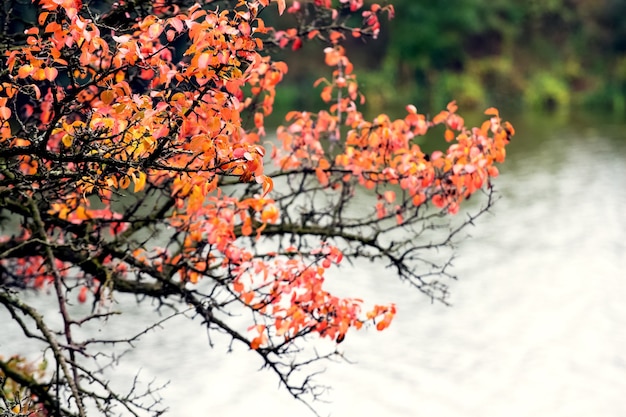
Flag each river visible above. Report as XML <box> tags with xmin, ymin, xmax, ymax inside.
<box><xmin>2</xmin><ymin>111</ymin><xmax>625</xmax><ymax>417</ymax></box>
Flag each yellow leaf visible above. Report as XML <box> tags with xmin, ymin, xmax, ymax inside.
<box><xmin>133</xmin><ymin>171</ymin><xmax>147</xmax><ymax>193</ymax></box>
<box><xmin>261</xmin><ymin>204</ymin><xmax>279</xmax><ymax>223</ymax></box>
<box><xmin>18</xmin><ymin>64</ymin><xmax>34</xmax><ymax>79</ymax></box>
<box><xmin>62</xmin><ymin>134</ymin><xmax>73</xmax><ymax>147</ymax></box>
<box><xmin>75</xmin><ymin>206</ymin><xmax>89</xmax><ymax>220</ymax></box>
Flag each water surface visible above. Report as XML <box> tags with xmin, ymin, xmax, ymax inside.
<box><xmin>2</xmin><ymin>112</ymin><xmax>625</xmax><ymax>417</ymax></box>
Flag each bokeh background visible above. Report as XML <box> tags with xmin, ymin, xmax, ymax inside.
<box><xmin>269</xmin><ymin>0</ymin><xmax>626</xmax><ymax>119</ymax></box>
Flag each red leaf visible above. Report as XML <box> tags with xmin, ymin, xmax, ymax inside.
<box><xmin>291</xmin><ymin>37</ymin><xmax>303</xmax><ymax>51</ymax></box>
<box><xmin>78</xmin><ymin>286</ymin><xmax>88</xmax><ymax>303</ymax></box>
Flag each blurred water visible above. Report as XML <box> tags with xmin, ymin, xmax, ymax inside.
<box><xmin>2</xmin><ymin>113</ymin><xmax>625</xmax><ymax>416</ymax></box>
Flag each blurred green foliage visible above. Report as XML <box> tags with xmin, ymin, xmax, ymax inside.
<box><xmin>382</xmin><ymin>0</ymin><xmax>625</xmax><ymax>113</ymax></box>
<box><xmin>274</xmin><ymin>0</ymin><xmax>626</xmax><ymax>117</ymax></box>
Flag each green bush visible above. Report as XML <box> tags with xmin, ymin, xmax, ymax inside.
<box><xmin>523</xmin><ymin>72</ymin><xmax>570</xmax><ymax>111</ymax></box>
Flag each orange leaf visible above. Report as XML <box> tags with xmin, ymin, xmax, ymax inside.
<box><xmin>119</xmin><ymin>175</ymin><xmax>131</xmax><ymax>189</ymax></box>
<box><xmin>74</xmin><ymin>206</ymin><xmax>89</xmax><ymax>221</ymax></box>
<box><xmin>250</xmin><ymin>336</ymin><xmax>263</xmax><ymax>350</ymax></box>
<box><xmin>17</xmin><ymin>64</ymin><xmax>34</xmax><ymax>79</ymax></box>
<box><xmin>446</xmin><ymin>101</ymin><xmax>458</xmax><ymax>113</ymax></box>
<box><xmin>38</xmin><ymin>11</ymin><xmax>49</xmax><ymax>25</ymax></box>
<box><xmin>43</xmin><ymin>67</ymin><xmax>58</xmax><ymax>81</ymax></box>
<box><xmin>241</xmin><ymin>216</ymin><xmax>252</xmax><ymax>236</ymax></box>
<box><xmin>315</xmin><ymin>168</ymin><xmax>329</xmax><ymax>186</ymax></box>
<box><xmin>484</xmin><ymin>107</ymin><xmax>499</xmax><ymax>117</ymax></box>
<box><xmin>444</xmin><ymin>129</ymin><xmax>455</xmax><ymax>142</ymax></box>
<box><xmin>329</xmin><ymin>31</ymin><xmax>344</xmax><ymax>44</ymax></box>
<box><xmin>503</xmin><ymin>121</ymin><xmax>515</xmax><ymax>137</ymax></box>
<box><xmin>432</xmin><ymin>110</ymin><xmax>448</xmax><ymax>125</ymax></box>
<box><xmin>321</xmin><ymin>85</ymin><xmax>332</xmax><ymax>102</ymax></box>
<box><xmin>258</xmin><ymin>175</ymin><xmax>273</xmax><ymax>197</ymax></box>
<box><xmin>480</xmin><ymin>120</ymin><xmax>491</xmax><ymax>136</ymax></box>
<box><xmin>412</xmin><ymin>193</ymin><xmax>426</xmax><ymax>206</ymax></box>
<box><xmin>383</xmin><ymin>190</ymin><xmax>395</xmax><ymax>204</ymax></box>
<box><xmin>241</xmin><ymin>291</ymin><xmax>254</xmax><ymax>304</ymax></box>
<box><xmin>0</xmin><ymin>106</ymin><xmax>11</xmax><ymax>120</ymax></box>
<box><xmin>101</xmin><ymin>90</ymin><xmax>115</xmax><ymax>105</ymax></box>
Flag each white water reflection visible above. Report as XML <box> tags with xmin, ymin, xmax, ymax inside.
<box><xmin>2</xmin><ymin>113</ymin><xmax>625</xmax><ymax>416</ymax></box>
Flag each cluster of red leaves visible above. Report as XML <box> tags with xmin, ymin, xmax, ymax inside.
<box><xmin>275</xmin><ymin>46</ymin><xmax>514</xmax><ymax>217</ymax></box>
<box><xmin>0</xmin><ymin>0</ymin><xmax>512</xmax><ymax>350</ymax></box>
<box><xmin>233</xmin><ymin>242</ymin><xmax>396</xmax><ymax>348</ymax></box>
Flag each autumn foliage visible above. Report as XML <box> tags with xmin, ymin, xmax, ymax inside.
<box><xmin>0</xmin><ymin>0</ymin><xmax>512</xmax><ymax>415</ymax></box>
